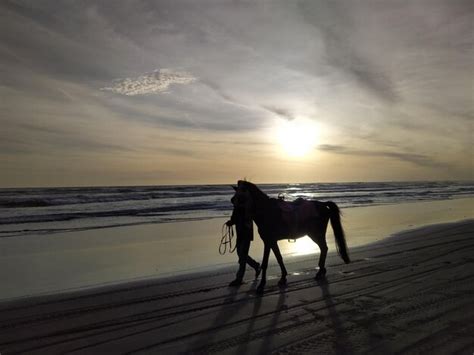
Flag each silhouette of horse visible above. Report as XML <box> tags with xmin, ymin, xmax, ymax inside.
<box><xmin>231</xmin><ymin>180</ymin><xmax>350</xmax><ymax>294</ymax></box>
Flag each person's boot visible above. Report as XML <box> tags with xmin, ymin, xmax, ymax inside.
<box><xmin>229</xmin><ymin>264</ymin><xmax>245</xmax><ymax>286</ymax></box>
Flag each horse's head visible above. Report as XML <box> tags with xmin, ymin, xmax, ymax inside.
<box><xmin>231</xmin><ymin>180</ymin><xmax>250</xmax><ymax>206</ymax></box>
<box><xmin>230</xmin><ymin>180</ymin><xmax>256</xmax><ymax>216</ymax></box>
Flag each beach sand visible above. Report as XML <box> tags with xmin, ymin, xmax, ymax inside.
<box><xmin>0</xmin><ymin>219</ymin><xmax>473</xmax><ymax>354</ymax></box>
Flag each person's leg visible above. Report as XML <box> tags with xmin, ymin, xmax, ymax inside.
<box><xmin>242</xmin><ymin>238</ymin><xmax>260</xmax><ymax>278</ymax></box>
<box><xmin>239</xmin><ymin>238</ymin><xmax>255</xmax><ymax>267</ymax></box>
<box><xmin>229</xmin><ymin>238</ymin><xmax>245</xmax><ymax>286</ymax></box>
<box><xmin>236</xmin><ymin>238</ymin><xmax>247</xmax><ymax>280</ymax></box>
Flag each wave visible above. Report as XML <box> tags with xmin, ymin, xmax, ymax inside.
<box><xmin>0</xmin><ymin>181</ymin><xmax>472</xmax><ymax>236</ymax></box>
<box><xmin>0</xmin><ymin>199</ymin><xmax>54</xmax><ymax>208</ymax></box>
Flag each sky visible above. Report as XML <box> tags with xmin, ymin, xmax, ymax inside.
<box><xmin>0</xmin><ymin>0</ymin><xmax>472</xmax><ymax>187</ymax></box>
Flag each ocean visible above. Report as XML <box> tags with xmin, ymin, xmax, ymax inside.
<box><xmin>1</xmin><ymin>181</ymin><xmax>473</xmax><ymax>238</ymax></box>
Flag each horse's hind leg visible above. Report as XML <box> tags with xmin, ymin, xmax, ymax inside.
<box><xmin>315</xmin><ymin>237</ymin><xmax>328</xmax><ymax>280</ymax></box>
<box><xmin>257</xmin><ymin>243</ymin><xmax>271</xmax><ymax>295</ymax></box>
<box><xmin>271</xmin><ymin>242</ymin><xmax>288</xmax><ymax>287</ymax></box>
<box><xmin>309</xmin><ymin>233</ymin><xmax>328</xmax><ymax>280</ymax></box>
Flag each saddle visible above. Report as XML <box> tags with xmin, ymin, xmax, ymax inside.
<box><xmin>276</xmin><ymin>198</ymin><xmax>318</xmax><ymax>236</ymax></box>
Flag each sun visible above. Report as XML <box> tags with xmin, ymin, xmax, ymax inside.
<box><xmin>276</xmin><ymin>118</ymin><xmax>318</xmax><ymax>157</ymax></box>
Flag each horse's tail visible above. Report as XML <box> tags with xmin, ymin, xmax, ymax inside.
<box><xmin>325</xmin><ymin>201</ymin><xmax>350</xmax><ymax>264</ymax></box>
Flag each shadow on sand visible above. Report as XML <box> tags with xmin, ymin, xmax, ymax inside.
<box><xmin>254</xmin><ymin>288</ymin><xmax>286</xmax><ymax>354</ymax></box>
<box><xmin>319</xmin><ymin>279</ymin><xmax>354</xmax><ymax>354</ymax></box>
<box><xmin>188</xmin><ymin>280</ymin><xmax>260</xmax><ymax>352</ymax></box>
<box><xmin>189</xmin><ymin>277</ymin><xmax>357</xmax><ymax>354</ymax></box>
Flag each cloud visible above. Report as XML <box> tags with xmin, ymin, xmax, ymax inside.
<box><xmin>297</xmin><ymin>1</ymin><xmax>399</xmax><ymax>103</ymax></box>
<box><xmin>262</xmin><ymin>106</ymin><xmax>295</xmax><ymax>121</ymax></box>
<box><xmin>199</xmin><ymin>80</ymin><xmax>253</xmax><ymax>110</ymax></box>
<box><xmin>317</xmin><ymin>144</ymin><xmax>445</xmax><ymax>168</ymax></box>
<box><xmin>318</xmin><ymin>144</ymin><xmax>346</xmax><ymax>153</ymax></box>
<box><xmin>0</xmin><ymin>0</ymin><xmax>472</xmax><ymax>185</ymax></box>
<box><xmin>101</xmin><ymin>69</ymin><xmax>197</xmax><ymax>96</ymax></box>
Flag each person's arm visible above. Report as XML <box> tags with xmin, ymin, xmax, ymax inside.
<box><xmin>226</xmin><ymin>207</ymin><xmax>238</xmax><ymax>226</ymax></box>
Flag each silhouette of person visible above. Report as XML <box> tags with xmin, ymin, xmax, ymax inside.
<box><xmin>226</xmin><ymin>199</ymin><xmax>261</xmax><ymax>286</ymax></box>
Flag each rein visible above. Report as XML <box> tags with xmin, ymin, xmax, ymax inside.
<box><xmin>219</xmin><ymin>223</ymin><xmax>236</xmax><ymax>254</ymax></box>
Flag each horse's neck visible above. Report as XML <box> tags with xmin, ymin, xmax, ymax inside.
<box><xmin>251</xmin><ymin>195</ymin><xmax>270</xmax><ymax>226</ymax></box>
<box><xmin>246</xmin><ymin>184</ymin><xmax>270</xmax><ymax>225</ymax></box>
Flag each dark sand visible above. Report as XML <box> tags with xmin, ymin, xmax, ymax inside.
<box><xmin>0</xmin><ymin>219</ymin><xmax>473</xmax><ymax>354</ymax></box>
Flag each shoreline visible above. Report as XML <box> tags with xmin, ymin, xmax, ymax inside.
<box><xmin>0</xmin><ymin>197</ymin><xmax>472</xmax><ymax>301</ymax></box>
<box><xmin>0</xmin><ymin>217</ymin><xmax>472</xmax><ymax>306</ymax></box>
<box><xmin>0</xmin><ymin>219</ymin><xmax>472</xmax><ymax>353</ymax></box>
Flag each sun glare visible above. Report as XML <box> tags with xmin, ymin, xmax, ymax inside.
<box><xmin>276</xmin><ymin>118</ymin><xmax>318</xmax><ymax>158</ymax></box>
<box><xmin>290</xmin><ymin>236</ymin><xmax>320</xmax><ymax>256</ymax></box>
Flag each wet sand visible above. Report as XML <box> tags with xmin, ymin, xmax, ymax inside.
<box><xmin>0</xmin><ymin>197</ymin><xmax>472</xmax><ymax>300</ymax></box>
<box><xmin>0</xmin><ymin>219</ymin><xmax>473</xmax><ymax>354</ymax></box>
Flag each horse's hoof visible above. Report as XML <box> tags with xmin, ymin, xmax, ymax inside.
<box><xmin>254</xmin><ymin>265</ymin><xmax>261</xmax><ymax>279</ymax></box>
<box><xmin>278</xmin><ymin>278</ymin><xmax>287</xmax><ymax>287</ymax></box>
<box><xmin>315</xmin><ymin>269</ymin><xmax>326</xmax><ymax>280</ymax></box>
<box><xmin>256</xmin><ymin>285</ymin><xmax>265</xmax><ymax>295</ymax></box>
<box><xmin>229</xmin><ymin>279</ymin><xmax>243</xmax><ymax>287</ymax></box>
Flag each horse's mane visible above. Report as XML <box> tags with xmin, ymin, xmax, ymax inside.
<box><xmin>238</xmin><ymin>180</ymin><xmax>269</xmax><ymax>201</ymax></box>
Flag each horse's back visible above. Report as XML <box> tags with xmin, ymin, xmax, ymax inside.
<box><xmin>263</xmin><ymin>198</ymin><xmax>329</xmax><ymax>240</ymax></box>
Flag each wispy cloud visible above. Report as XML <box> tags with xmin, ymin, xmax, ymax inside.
<box><xmin>101</xmin><ymin>69</ymin><xmax>197</xmax><ymax>96</ymax></box>
<box><xmin>262</xmin><ymin>106</ymin><xmax>295</xmax><ymax>121</ymax></box>
<box><xmin>317</xmin><ymin>144</ymin><xmax>445</xmax><ymax>168</ymax></box>
<box><xmin>297</xmin><ymin>1</ymin><xmax>399</xmax><ymax>103</ymax></box>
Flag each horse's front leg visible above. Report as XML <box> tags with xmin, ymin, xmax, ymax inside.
<box><xmin>256</xmin><ymin>243</ymin><xmax>271</xmax><ymax>295</ymax></box>
<box><xmin>271</xmin><ymin>242</ymin><xmax>288</xmax><ymax>287</ymax></box>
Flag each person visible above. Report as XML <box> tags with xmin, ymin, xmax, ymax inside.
<box><xmin>226</xmin><ymin>200</ymin><xmax>261</xmax><ymax>286</ymax></box>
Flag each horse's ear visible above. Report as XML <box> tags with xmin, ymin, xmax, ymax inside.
<box><xmin>231</xmin><ymin>185</ymin><xmax>237</xmax><ymax>191</ymax></box>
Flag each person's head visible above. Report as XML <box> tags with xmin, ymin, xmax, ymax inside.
<box><xmin>231</xmin><ymin>181</ymin><xmax>251</xmax><ymax>208</ymax></box>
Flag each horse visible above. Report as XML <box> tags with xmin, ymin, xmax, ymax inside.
<box><xmin>231</xmin><ymin>180</ymin><xmax>350</xmax><ymax>294</ymax></box>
